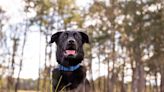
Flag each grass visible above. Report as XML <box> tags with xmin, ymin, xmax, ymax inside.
<box><xmin>54</xmin><ymin>75</ymin><xmax>72</xmax><ymax>92</ymax></box>
<box><xmin>18</xmin><ymin>90</ymin><xmax>38</xmax><ymax>92</ymax></box>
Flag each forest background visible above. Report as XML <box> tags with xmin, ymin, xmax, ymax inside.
<box><xmin>0</xmin><ymin>0</ymin><xmax>164</xmax><ymax>92</ymax></box>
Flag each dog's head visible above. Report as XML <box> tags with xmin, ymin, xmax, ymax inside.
<box><xmin>49</xmin><ymin>31</ymin><xmax>89</xmax><ymax>66</ymax></box>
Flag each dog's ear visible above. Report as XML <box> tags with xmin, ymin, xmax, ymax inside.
<box><xmin>79</xmin><ymin>32</ymin><xmax>90</xmax><ymax>44</ymax></box>
<box><xmin>49</xmin><ymin>32</ymin><xmax>62</xmax><ymax>44</ymax></box>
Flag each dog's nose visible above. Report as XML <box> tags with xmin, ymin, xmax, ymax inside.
<box><xmin>68</xmin><ymin>39</ymin><xmax>75</xmax><ymax>44</ymax></box>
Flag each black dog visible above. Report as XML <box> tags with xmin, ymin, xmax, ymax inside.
<box><xmin>49</xmin><ymin>31</ymin><xmax>91</xmax><ymax>92</ymax></box>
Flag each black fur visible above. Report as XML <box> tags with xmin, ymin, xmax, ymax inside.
<box><xmin>50</xmin><ymin>31</ymin><xmax>90</xmax><ymax>91</ymax></box>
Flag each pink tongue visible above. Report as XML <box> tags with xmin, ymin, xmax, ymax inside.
<box><xmin>66</xmin><ymin>50</ymin><xmax>76</xmax><ymax>55</ymax></box>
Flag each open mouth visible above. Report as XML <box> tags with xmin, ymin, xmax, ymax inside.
<box><xmin>64</xmin><ymin>46</ymin><xmax>77</xmax><ymax>56</ymax></box>
<box><xmin>65</xmin><ymin>50</ymin><xmax>76</xmax><ymax>55</ymax></box>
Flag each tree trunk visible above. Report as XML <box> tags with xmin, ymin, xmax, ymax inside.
<box><xmin>132</xmin><ymin>67</ymin><xmax>138</xmax><ymax>92</ymax></box>
<box><xmin>15</xmin><ymin>25</ymin><xmax>27</xmax><ymax>92</ymax></box>
<box><xmin>155</xmin><ymin>72</ymin><xmax>159</xmax><ymax>92</ymax></box>
<box><xmin>88</xmin><ymin>44</ymin><xmax>95</xmax><ymax>92</ymax></box>
<box><xmin>7</xmin><ymin>37</ymin><xmax>19</xmax><ymax>91</ymax></box>
<box><xmin>161</xmin><ymin>71</ymin><xmax>164</xmax><ymax>92</ymax></box>
<box><xmin>37</xmin><ymin>27</ymin><xmax>42</xmax><ymax>92</ymax></box>
<box><xmin>97</xmin><ymin>45</ymin><xmax>101</xmax><ymax>91</ymax></box>
<box><xmin>121</xmin><ymin>57</ymin><xmax>126</xmax><ymax>92</ymax></box>
<box><xmin>106</xmin><ymin>53</ymin><xmax>110</xmax><ymax>92</ymax></box>
<box><xmin>132</xmin><ymin>46</ymin><xmax>145</xmax><ymax>92</ymax></box>
<box><xmin>138</xmin><ymin>63</ymin><xmax>145</xmax><ymax>92</ymax></box>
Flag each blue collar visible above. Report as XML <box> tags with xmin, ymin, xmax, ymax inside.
<box><xmin>58</xmin><ymin>64</ymin><xmax>80</xmax><ymax>71</ymax></box>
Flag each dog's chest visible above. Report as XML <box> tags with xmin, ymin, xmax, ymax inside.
<box><xmin>61</xmin><ymin>70</ymin><xmax>83</xmax><ymax>82</ymax></box>
<box><xmin>62</xmin><ymin>71</ymin><xmax>75</xmax><ymax>82</ymax></box>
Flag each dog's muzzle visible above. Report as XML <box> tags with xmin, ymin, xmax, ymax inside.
<box><xmin>64</xmin><ymin>38</ymin><xmax>77</xmax><ymax>56</ymax></box>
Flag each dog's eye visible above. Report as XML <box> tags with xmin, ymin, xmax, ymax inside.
<box><xmin>64</xmin><ymin>33</ymin><xmax>68</xmax><ymax>38</ymax></box>
<box><xmin>73</xmin><ymin>33</ymin><xmax>79</xmax><ymax>38</ymax></box>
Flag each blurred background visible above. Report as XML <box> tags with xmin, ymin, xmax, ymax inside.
<box><xmin>0</xmin><ymin>0</ymin><xmax>164</xmax><ymax>92</ymax></box>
